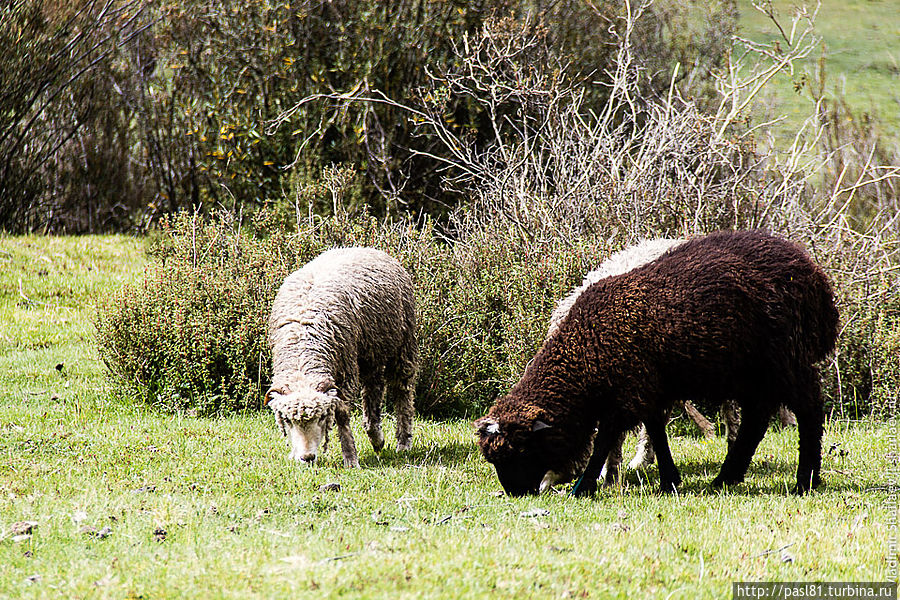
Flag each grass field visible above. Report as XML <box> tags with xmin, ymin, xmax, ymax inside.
<box><xmin>0</xmin><ymin>235</ymin><xmax>894</xmax><ymax>598</ymax></box>
<box><xmin>3</xmin><ymin>6</ymin><xmax>897</xmax><ymax>596</ymax></box>
<box><xmin>738</xmin><ymin>0</ymin><xmax>900</xmax><ymax>145</ymax></box>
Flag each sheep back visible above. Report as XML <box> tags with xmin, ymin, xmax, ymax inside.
<box><xmin>268</xmin><ymin>247</ymin><xmax>417</xmax><ymax>401</ymax></box>
<box><xmin>548</xmin><ymin>238</ymin><xmax>684</xmax><ymax>337</ymax></box>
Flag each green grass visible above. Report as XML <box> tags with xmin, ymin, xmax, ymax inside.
<box><xmin>737</xmin><ymin>0</ymin><xmax>900</xmax><ymax>146</ymax></box>
<box><xmin>0</xmin><ymin>236</ymin><xmax>146</xmax><ymax>430</ymax></box>
<box><xmin>1</xmin><ymin>235</ymin><xmax>895</xmax><ymax>598</ymax></box>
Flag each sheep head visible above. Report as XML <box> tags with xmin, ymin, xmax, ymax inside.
<box><xmin>266</xmin><ymin>380</ymin><xmax>338</xmax><ymax>465</ymax></box>
<box><xmin>474</xmin><ymin>410</ymin><xmax>557</xmax><ymax>497</ymax></box>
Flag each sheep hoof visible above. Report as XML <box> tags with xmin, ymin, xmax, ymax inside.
<box><xmin>658</xmin><ymin>469</ymin><xmax>681</xmax><ymax>492</ymax></box>
<box><xmin>792</xmin><ymin>475</ymin><xmax>821</xmax><ymax>495</ymax></box>
<box><xmin>343</xmin><ymin>456</ymin><xmax>360</xmax><ymax>468</ymax></box>
<box><xmin>396</xmin><ymin>440</ymin><xmax>412</xmax><ymax>452</ymax></box>
<box><xmin>571</xmin><ymin>479</ymin><xmax>598</xmax><ymax>497</ymax></box>
<box><xmin>712</xmin><ymin>474</ymin><xmax>741</xmax><ymax>488</ymax></box>
<box><xmin>659</xmin><ymin>480</ymin><xmax>679</xmax><ymax>494</ymax></box>
<box><xmin>366</xmin><ymin>428</ymin><xmax>385</xmax><ymax>452</ymax></box>
<box><xmin>627</xmin><ymin>456</ymin><xmax>651</xmax><ymax>471</ymax></box>
<box><xmin>602</xmin><ymin>465</ymin><xmax>620</xmax><ymax>487</ymax></box>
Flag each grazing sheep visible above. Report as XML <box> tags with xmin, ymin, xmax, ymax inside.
<box><xmin>476</xmin><ymin>230</ymin><xmax>838</xmax><ymax>496</ymax></box>
<box><xmin>266</xmin><ymin>247</ymin><xmax>417</xmax><ymax>467</ymax></box>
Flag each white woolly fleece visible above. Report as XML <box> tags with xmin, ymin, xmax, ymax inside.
<box><xmin>547</xmin><ymin>238</ymin><xmax>685</xmax><ymax>338</ymax></box>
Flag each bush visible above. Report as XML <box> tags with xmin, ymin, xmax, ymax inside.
<box><xmin>95</xmin><ymin>200</ymin><xmax>900</xmax><ymax>420</ymax></box>
<box><xmin>407</xmin><ymin>225</ymin><xmax>605</xmax><ymax>417</ymax></box>
<box><xmin>138</xmin><ymin>0</ymin><xmax>738</xmax><ymax>220</ymax></box>
<box><xmin>95</xmin><ymin>212</ymin><xmax>300</xmax><ymax>414</ymax></box>
<box><xmin>821</xmin><ymin>268</ymin><xmax>900</xmax><ymax>419</ymax></box>
<box><xmin>3</xmin><ymin>0</ymin><xmax>739</xmax><ymax>232</ymax></box>
<box><xmin>0</xmin><ymin>0</ymin><xmax>150</xmax><ymax>233</ymax></box>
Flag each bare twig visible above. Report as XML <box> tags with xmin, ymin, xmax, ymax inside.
<box><xmin>748</xmin><ymin>542</ymin><xmax>796</xmax><ymax>560</ymax></box>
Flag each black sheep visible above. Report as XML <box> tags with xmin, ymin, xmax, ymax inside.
<box><xmin>475</xmin><ymin>230</ymin><xmax>838</xmax><ymax>496</ymax></box>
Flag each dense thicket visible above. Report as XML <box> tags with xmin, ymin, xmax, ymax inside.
<box><xmin>95</xmin><ymin>206</ymin><xmax>898</xmax><ymax>420</ymax></box>
<box><xmin>0</xmin><ymin>0</ymin><xmax>150</xmax><ymax>232</ymax></box>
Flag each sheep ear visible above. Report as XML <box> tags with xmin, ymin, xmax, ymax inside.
<box><xmin>265</xmin><ymin>386</ymin><xmax>284</xmax><ymax>405</ymax></box>
<box><xmin>532</xmin><ymin>420</ymin><xmax>552</xmax><ymax>432</ymax></box>
<box><xmin>316</xmin><ymin>379</ymin><xmax>337</xmax><ymax>394</ymax></box>
<box><xmin>474</xmin><ymin>417</ymin><xmax>500</xmax><ymax>436</ymax></box>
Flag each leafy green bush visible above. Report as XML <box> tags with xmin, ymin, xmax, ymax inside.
<box><xmin>413</xmin><ymin>226</ymin><xmax>604</xmax><ymax>417</ymax></box>
<box><xmin>95</xmin><ymin>203</ymin><xmax>900</xmax><ymax>420</ymax></box>
<box><xmin>95</xmin><ymin>212</ymin><xmax>299</xmax><ymax>414</ymax></box>
<box><xmin>95</xmin><ymin>205</ymin><xmax>610</xmax><ymax>417</ymax></box>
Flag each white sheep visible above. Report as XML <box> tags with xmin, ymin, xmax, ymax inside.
<box><xmin>266</xmin><ymin>247</ymin><xmax>417</xmax><ymax>467</ymax></box>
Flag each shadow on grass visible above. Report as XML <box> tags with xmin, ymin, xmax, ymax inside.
<box><xmin>358</xmin><ymin>440</ymin><xmax>481</xmax><ymax>469</ymax></box>
<box><xmin>355</xmin><ymin>441</ymin><xmax>877</xmax><ymax>497</ymax></box>
<box><xmin>610</xmin><ymin>455</ymin><xmax>874</xmax><ymax>497</ymax></box>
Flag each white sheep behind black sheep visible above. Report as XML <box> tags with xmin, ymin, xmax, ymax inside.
<box><xmin>266</xmin><ymin>247</ymin><xmax>417</xmax><ymax>467</ymax></box>
<box><xmin>547</xmin><ymin>238</ymin><xmax>685</xmax><ymax>338</ymax></box>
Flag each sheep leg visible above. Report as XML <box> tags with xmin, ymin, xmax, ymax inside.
<box><xmin>361</xmin><ymin>375</ymin><xmax>386</xmax><ymax>453</ymax></box>
<box><xmin>683</xmin><ymin>400</ymin><xmax>716</xmax><ymax>439</ymax></box>
<box><xmin>713</xmin><ymin>403</ymin><xmax>771</xmax><ymax>488</ymax></box>
<box><xmin>790</xmin><ymin>369</ymin><xmax>824</xmax><ymax>493</ymax></box>
<box><xmin>629</xmin><ymin>401</ymin><xmax>680</xmax><ymax>470</ymax></box>
<box><xmin>572</xmin><ymin>429</ymin><xmax>619</xmax><ymax>497</ymax></box>
<box><xmin>628</xmin><ymin>424</ymin><xmax>656</xmax><ymax>470</ymax></box>
<box><xmin>599</xmin><ymin>431</ymin><xmax>626</xmax><ymax>486</ymax></box>
<box><xmin>334</xmin><ymin>402</ymin><xmax>359</xmax><ymax>468</ymax></box>
<box><xmin>643</xmin><ymin>417</ymin><xmax>681</xmax><ymax>493</ymax></box>
<box><xmin>722</xmin><ymin>398</ymin><xmax>741</xmax><ymax>450</ymax></box>
<box><xmin>390</xmin><ymin>369</ymin><xmax>415</xmax><ymax>452</ymax></box>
